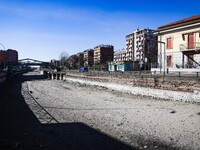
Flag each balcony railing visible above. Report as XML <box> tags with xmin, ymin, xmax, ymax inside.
<box><xmin>180</xmin><ymin>42</ymin><xmax>200</xmax><ymax>51</ymax></box>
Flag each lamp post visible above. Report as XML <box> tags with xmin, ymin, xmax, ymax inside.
<box><xmin>0</xmin><ymin>42</ymin><xmax>6</xmax><ymax>69</ymax></box>
<box><xmin>158</xmin><ymin>41</ymin><xmax>166</xmax><ymax>76</ymax></box>
<box><xmin>163</xmin><ymin>43</ymin><xmax>166</xmax><ymax>76</ymax></box>
<box><xmin>0</xmin><ymin>42</ymin><xmax>5</xmax><ymax>50</ymax></box>
<box><xmin>145</xmin><ymin>38</ymin><xmax>166</xmax><ymax>76</ymax></box>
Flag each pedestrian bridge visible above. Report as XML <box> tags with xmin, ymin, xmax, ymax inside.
<box><xmin>18</xmin><ymin>58</ymin><xmax>51</xmax><ymax>67</ymax></box>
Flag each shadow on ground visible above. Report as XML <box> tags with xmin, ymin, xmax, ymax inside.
<box><xmin>0</xmin><ymin>73</ymin><xmax>135</xmax><ymax>150</ymax></box>
<box><xmin>0</xmin><ymin>73</ymin><xmax>184</xmax><ymax>150</ymax></box>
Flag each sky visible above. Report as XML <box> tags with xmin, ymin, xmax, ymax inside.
<box><xmin>0</xmin><ymin>0</ymin><xmax>200</xmax><ymax>62</ymax></box>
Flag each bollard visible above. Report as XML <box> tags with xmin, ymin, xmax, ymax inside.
<box><xmin>197</xmin><ymin>72</ymin><xmax>199</xmax><ymax>78</ymax></box>
<box><xmin>178</xmin><ymin>72</ymin><xmax>181</xmax><ymax>77</ymax></box>
<box><xmin>48</xmin><ymin>73</ymin><xmax>51</xmax><ymax>79</ymax></box>
<box><xmin>52</xmin><ymin>73</ymin><xmax>54</xmax><ymax>80</ymax></box>
<box><xmin>60</xmin><ymin>74</ymin><xmax>63</xmax><ymax>80</ymax></box>
<box><xmin>56</xmin><ymin>74</ymin><xmax>60</xmax><ymax>80</ymax></box>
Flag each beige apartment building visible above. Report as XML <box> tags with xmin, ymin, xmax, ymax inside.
<box><xmin>113</xmin><ymin>48</ymin><xmax>126</xmax><ymax>62</ymax></box>
<box><xmin>124</xmin><ymin>29</ymin><xmax>157</xmax><ymax>70</ymax></box>
<box><xmin>134</xmin><ymin>28</ymin><xmax>157</xmax><ymax>69</ymax></box>
<box><xmin>156</xmin><ymin>14</ymin><xmax>200</xmax><ymax>71</ymax></box>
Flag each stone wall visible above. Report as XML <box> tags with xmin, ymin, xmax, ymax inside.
<box><xmin>64</xmin><ymin>73</ymin><xmax>200</xmax><ymax>93</ymax></box>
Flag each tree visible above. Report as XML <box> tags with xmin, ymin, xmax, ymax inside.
<box><xmin>59</xmin><ymin>51</ymin><xmax>69</xmax><ymax>67</ymax></box>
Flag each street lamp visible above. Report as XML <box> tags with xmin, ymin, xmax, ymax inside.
<box><xmin>0</xmin><ymin>42</ymin><xmax>6</xmax><ymax>69</ymax></box>
<box><xmin>157</xmin><ymin>41</ymin><xmax>166</xmax><ymax>76</ymax></box>
<box><xmin>145</xmin><ymin>38</ymin><xmax>166</xmax><ymax>76</ymax></box>
<box><xmin>0</xmin><ymin>43</ymin><xmax>5</xmax><ymax>50</ymax></box>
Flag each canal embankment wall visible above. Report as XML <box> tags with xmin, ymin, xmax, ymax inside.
<box><xmin>62</xmin><ymin>72</ymin><xmax>200</xmax><ymax>93</ymax></box>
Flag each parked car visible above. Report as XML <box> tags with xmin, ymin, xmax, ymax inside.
<box><xmin>79</xmin><ymin>67</ymin><xmax>88</xmax><ymax>72</ymax></box>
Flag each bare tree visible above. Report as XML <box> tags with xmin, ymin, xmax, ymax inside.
<box><xmin>59</xmin><ymin>51</ymin><xmax>69</xmax><ymax>67</ymax></box>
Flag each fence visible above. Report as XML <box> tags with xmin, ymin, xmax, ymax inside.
<box><xmin>65</xmin><ymin>70</ymin><xmax>200</xmax><ymax>79</ymax></box>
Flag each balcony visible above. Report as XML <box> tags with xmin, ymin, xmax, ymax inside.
<box><xmin>180</xmin><ymin>42</ymin><xmax>200</xmax><ymax>54</ymax></box>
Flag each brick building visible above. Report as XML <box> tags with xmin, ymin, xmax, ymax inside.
<box><xmin>94</xmin><ymin>45</ymin><xmax>114</xmax><ymax>70</ymax></box>
<box><xmin>6</xmin><ymin>49</ymin><xmax>18</xmax><ymax>63</ymax></box>
<box><xmin>0</xmin><ymin>49</ymin><xmax>18</xmax><ymax>69</ymax></box>
<box><xmin>84</xmin><ymin>49</ymin><xmax>94</xmax><ymax>67</ymax></box>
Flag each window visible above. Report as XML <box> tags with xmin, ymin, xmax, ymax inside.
<box><xmin>188</xmin><ymin>33</ymin><xmax>194</xmax><ymax>49</ymax></box>
<box><xmin>182</xmin><ymin>34</ymin><xmax>185</xmax><ymax>41</ymax></box>
<box><xmin>167</xmin><ymin>37</ymin><xmax>173</xmax><ymax>49</ymax></box>
<box><xmin>167</xmin><ymin>55</ymin><xmax>172</xmax><ymax>67</ymax></box>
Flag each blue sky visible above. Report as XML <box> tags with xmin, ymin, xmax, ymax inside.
<box><xmin>0</xmin><ymin>0</ymin><xmax>200</xmax><ymax>61</ymax></box>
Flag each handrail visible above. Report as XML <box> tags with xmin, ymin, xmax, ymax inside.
<box><xmin>180</xmin><ymin>42</ymin><xmax>200</xmax><ymax>51</ymax></box>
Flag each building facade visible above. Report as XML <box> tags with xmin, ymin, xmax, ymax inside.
<box><xmin>110</xmin><ymin>48</ymin><xmax>133</xmax><ymax>71</ymax></box>
<box><xmin>83</xmin><ymin>49</ymin><xmax>94</xmax><ymax>67</ymax></box>
<box><xmin>6</xmin><ymin>49</ymin><xmax>18</xmax><ymax>63</ymax></box>
<box><xmin>0</xmin><ymin>50</ymin><xmax>7</xmax><ymax>69</ymax></box>
<box><xmin>156</xmin><ymin>14</ymin><xmax>200</xmax><ymax>71</ymax></box>
<box><xmin>108</xmin><ymin>61</ymin><xmax>133</xmax><ymax>72</ymax></box>
<box><xmin>125</xmin><ymin>33</ymin><xmax>134</xmax><ymax>61</ymax></box>
<box><xmin>134</xmin><ymin>28</ymin><xmax>157</xmax><ymax>70</ymax></box>
<box><xmin>94</xmin><ymin>45</ymin><xmax>114</xmax><ymax>70</ymax></box>
<box><xmin>113</xmin><ymin>49</ymin><xmax>126</xmax><ymax>62</ymax></box>
<box><xmin>0</xmin><ymin>49</ymin><xmax>18</xmax><ymax>69</ymax></box>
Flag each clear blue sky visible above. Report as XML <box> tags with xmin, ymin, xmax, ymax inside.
<box><xmin>0</xmin><ymin>0</ymin><xmax>199</xmax><ymax>61</ymax></box>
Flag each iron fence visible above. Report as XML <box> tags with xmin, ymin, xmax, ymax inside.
<box><xmin>65</xmin><ymin>70</ymin><xmax>200</xmax><ymax>79</ymax></box>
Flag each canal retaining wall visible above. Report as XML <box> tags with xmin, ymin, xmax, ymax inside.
<box><xmin>62</xmin><ymin>73</ymin><xmax>200</xmax><ymax>93</ymax></box>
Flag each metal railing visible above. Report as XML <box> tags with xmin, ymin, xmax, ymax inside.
<box><xmin>64</xmin><ymin>70</ymin><xmax>200</xmax><ymax>78</ymax></box>
<box><xmin>180</xmin><ymin>42</ymin><xmax>200</xmax><ymax>51</ymax></box>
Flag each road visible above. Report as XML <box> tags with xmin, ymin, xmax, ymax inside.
<box><xmin>0</xmin><ymin>72</ymin><xmax>200</xmax><ymax>150</ymax></box>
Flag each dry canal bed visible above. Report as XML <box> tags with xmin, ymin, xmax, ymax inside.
<box><xmin>14</xmin><ymin>72</ymin><xmax>199</xmax><ymax>150</ymax></box>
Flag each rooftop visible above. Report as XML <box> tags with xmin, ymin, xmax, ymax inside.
<box><xmin>94</xmin><ymin>44</ymin><xmax>113</xmax><ymax>49</ymax></box>
<box><xmin>157</xmin><ymin>14</ymin><xmax>200</xmax><ymax>32</ymax></box>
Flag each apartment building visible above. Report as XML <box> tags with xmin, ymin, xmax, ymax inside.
<box><xmin>108</xmin><ymin>48</ymin><xmax>133</xmax><ymax>72</ymax></box>
<box><xmin>156</xmin><ymin>14</ymin><xmax>200</xmax><ymax>70</ymax></box>
<box><xmin>113</xmin><ymin>49</ymin><xmax>126</xmax><ymax>62</ymax></box>
<box><xmin>134</xmin><ymin>28</ymin><xmax>157</xmax><ymax>69</ymax></box>
<box><xmin>83</xmin><ymin>49</ymin><xmax>94</xmax><ymax>67</ymax></box>
<box><xmin>94</xmin><ymin>45</ymin><xmax>114</xmax><ymax>70</ymax></box>
<box><xmin>125</xmin><ymin>33</ymin><xmax>134</xmax><ymax>61</ymax></box>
